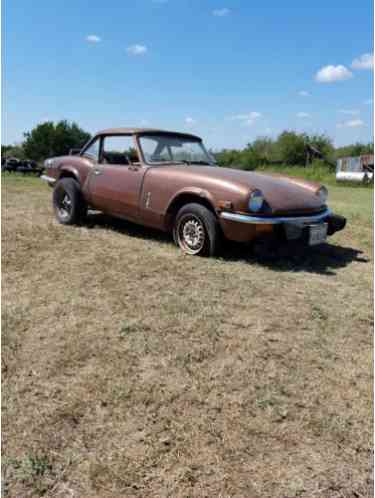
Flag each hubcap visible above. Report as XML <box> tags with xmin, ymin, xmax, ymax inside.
<box><xmin>58</xmin><ymin>193</ymin><xmax>72</xmax><ymax>219</ymax></box>
<box><xmin>178</xmin><ymin>215</ymin><xmax>205</xmax><ymax>254</ymax></box>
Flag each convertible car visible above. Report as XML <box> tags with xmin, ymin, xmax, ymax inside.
<box><xmin>41</xmin><ymin>128</ymin><xmax>346</xmax><ymax>256</ymax></box>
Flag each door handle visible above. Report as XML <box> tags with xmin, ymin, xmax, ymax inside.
<box><xmin>94</xmin><ymin>168</ymin><xmax>102</xmax><ymax>175</ymax></box>
<box><xmin>128</xmin><ymin>166</ymin><xmax>139</xmax><ymax>172</ymax></box>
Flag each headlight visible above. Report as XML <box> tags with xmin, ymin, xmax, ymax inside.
<box><xmin>248</xmin><ymin>189</ymin><xmax>264</xmax><ymax>212</ymax></box>
<box><xmin>317</xmin><ymin>186</ymin><xmax>328</xmax><ymax>204</ymax></box>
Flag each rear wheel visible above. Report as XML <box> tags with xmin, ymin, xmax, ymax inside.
<box><xmin>53</xmin><ymin>177</ymin><xmax>87</xmax><ymax>225</ymax></box>
<box><xmin>173</xmin><ymin>203</ymin><xmax>220</xmax><ymax>256</ymax></box>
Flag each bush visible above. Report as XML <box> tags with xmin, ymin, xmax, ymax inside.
<box><xmin>215</xmin><ymin>149</ymin><xmax>242</xmax><ymax>167</ymax></box>
<box><xmin>276</xmin><ymin>131</ymin><xmax>307</xmax><ymax>165</ymax></box>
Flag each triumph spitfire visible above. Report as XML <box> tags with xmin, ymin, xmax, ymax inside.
<box><xmin>42</xmin><ymin>128</ymin><xmax>346</xmax><ymax>256</ymax></box>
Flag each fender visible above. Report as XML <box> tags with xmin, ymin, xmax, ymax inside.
<box><xmin>166</xmin><ymin>187</ymin><xmax>217</xmax><ymax>213</ymax></box>
<box><xmin>163</xmin><ymin>187</ymin><xmax>218</xmax><ymax>231</ymax></box>
<box><xmin>59</xmin><ymin>165</ymin><xmax>80</xmax><ymax>183</ymax></box>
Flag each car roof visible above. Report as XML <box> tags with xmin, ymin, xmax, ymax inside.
<box><xmin>96</xmin><ymin>127</ymin><xmax>202</xmax><ymax>141</ymax></box>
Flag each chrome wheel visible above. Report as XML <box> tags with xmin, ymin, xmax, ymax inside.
<box><xmin>57</xmin><ymin>193</ymin><xmax>72</xmax><ymax>219</ymax></box>
<box><xmin>177</xmin><ymin>215</ymin><xmax>206</xmax><ymax>255</ymax></box>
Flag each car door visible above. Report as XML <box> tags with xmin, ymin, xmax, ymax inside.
<box><xmin>87</xmin><ymin>135</ymin><xmax>146</xmax><ymax>222</ymax></box>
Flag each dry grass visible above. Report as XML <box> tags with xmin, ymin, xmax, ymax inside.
<box><xmin>2</xmin><ymin>174</ymin><xmax>373</xmax><ymax>498</ymax></box>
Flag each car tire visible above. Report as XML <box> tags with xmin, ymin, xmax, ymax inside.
<box><xmin>53</xmin><ymin>177</ymin><xmax>87</xmax><ymax>225</ymax></box>
<box><xmin>173</xmin><ymin>203</ymin><xmax>220</xmax><ymax>256</ymax></box>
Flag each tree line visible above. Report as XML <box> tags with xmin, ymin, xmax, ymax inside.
<box><xmin>2</xmin><ymin>121</ymin><xmax>373</xmax><ymax>170</ymax></box>
<box><xmin>214</xmin><ymin>131</ymin><xmax>373</xmax><ymax>170</ymax></box>
<box><xmin>2</xmin><ymin>121</ymin><xmax>91</xmax><ymax>162</ymax></box>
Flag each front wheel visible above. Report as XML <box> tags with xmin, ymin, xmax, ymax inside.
<box><xmin>173</xmin><ymin>203</ymin><xmax>220</xmax><ymax>256</ymax></box>
<box><xmin>53</xmin><ymin>178</ymin><xmax>87</xmax><ymax>225</ymax></box>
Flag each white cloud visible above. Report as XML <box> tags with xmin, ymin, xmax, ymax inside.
<box><xmin>315</xmin><ymin>65</ymin><xmax>353</xmax><ymax>83</ymax></box>
<box><xmin>230</xmin><ymin>114</ymin><xmax>247</xmax><ymax>120</ymax></box>
<box><xmin>127</xmin><ymin>44</ymin><xmax>147</xmax><ymax>55</ymax></box>
<box><xmin>213</xmin><ymin>8</ymin><xmax>230</xmax><ymax>16</ymax></box>
<box><xmin>337</xmin><ymin>119</ymin><xmax>365</xmax><ymax>128</ymax></box>
<box><xmin>86</xmin><ymin>34</ymin><xmax>101</xmax><ymax>43</ymax></box>
<box><xmin>230</xmin><ymin>112</ymin><xmax>262</xmax><ymax>126</ymax></box>
<box><xmin>248</xmin><ymin>111</ymin><xmax>262</xmax><ymax>120</ymax></box>
<box><xmin>351</xmin><ymin>53</ymin><xmax>374</xmax><ymax>70</ymax></box>
<box><xmin>339</xmin><ymin>109</ymin><xmax>360</xmax><ymax>115</ymax></box>
<box><xmin>185</xmin><ymin>117</ymin><xmax>196</xmax><ymax>125</ymax></box>
<box><xmin>298</xmin><ymin>90</ymin><xmax>310</xmax><ymax>97</ymax></box>
<box><xmin>296</xmin><ymin>112</ymin><xmax>310</xmax><ymax>118</ymax></box>
<box><xmin>231</xmin><ymin>112</ymin><xmax>262</xmax><ymax>120</ymax></box>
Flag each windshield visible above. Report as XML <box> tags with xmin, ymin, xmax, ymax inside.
<box><xmin>139</xmin><ymin>134</ymin><xmax>216</xmax><ymax>165</ymax></box>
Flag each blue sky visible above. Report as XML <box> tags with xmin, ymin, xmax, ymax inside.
<box><xmin>2</xmin><ymin>0</ymin><xmax>374</xmax><ymax>149</ymax></box>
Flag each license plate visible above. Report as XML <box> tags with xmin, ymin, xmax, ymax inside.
<box><xmin>308</xmin><ymin>223</ymin><xmax>328</xmax><ymax>246</ymax></box>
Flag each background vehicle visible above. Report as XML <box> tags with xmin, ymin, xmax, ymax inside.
<box><xmin>2</xmin><ymin>157</ymin><xmax>43</xmax><ymax>175</ymax></box>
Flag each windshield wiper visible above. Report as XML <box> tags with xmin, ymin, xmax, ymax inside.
<box><xmin>152</xmin><ymin>159</ymin><xmax>214</xmax><ymax>166</ymax></box>
<box><xmin>175</xmin><ymin>160</ymin><xmax>213</xmax><ymax>166</ymax></box>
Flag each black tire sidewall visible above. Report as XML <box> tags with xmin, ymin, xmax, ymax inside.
<box><xmin>53</xmin><ymin>178</ymin><xmax>86</xmax><ymax>225</ymax></box>
<box><xmin>174</xmin><ymin>203</ymin><xmax>220</xmax><ymax>256</ymax></box>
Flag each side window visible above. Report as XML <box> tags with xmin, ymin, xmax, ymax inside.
<box><xmin>83</xmin><ymin>138</ymin><xmax>100</xmax><ymax>161</ymax></box>
<box><xmin>101</xmin><ymin>136</ymin><xmax>139</xmax><ymax>165</ymax></box>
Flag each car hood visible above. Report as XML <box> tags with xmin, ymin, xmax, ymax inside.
<box><xmin>166</xmin><ymin>165</ymin><xmax>325</xmax><ymax>214</ymax></box>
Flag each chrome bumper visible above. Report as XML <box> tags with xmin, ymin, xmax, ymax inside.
<box><xmin>40</xmin><ymin>174</ymin><xmax>56</xmax><ymax>185</ymax></box>
<box><xmin>220</xmin><ymin>208</ymin><xmax>332</xmax><ymax>225</ymax></box>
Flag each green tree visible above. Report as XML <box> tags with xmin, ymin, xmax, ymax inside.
<box><xmin>23</xmin><ymin>120</ymin><xmax>91</xmax><ymax>161</ymax></box>
<box><xmin>1</xmin><ymin>144</ymin><xmax>26</xmax><ymax>160</ymax></box>
<box><xmin>307</xmin><ymin>133</ymin><xmax>335</xmax><ymax>161</ymax></box>
<box><xmin>276</xmin><ymin>131</ymin><xmax>307</xmax><ymax>165</ymax></box>
<box><xmin>249</xmin><ymin>137</ymin><xmax>277</xmax><ymax>163</ymax></box>
<box><xmin>336</xmin><ymin>142</ymin><xmax>374</xmax><ymax>158</ymax></box>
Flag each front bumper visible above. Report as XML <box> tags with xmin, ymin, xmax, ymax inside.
<box><xmin>220</xmin><ymin>208</ymin><xmax>332</xmax><ymax>225</ymax></box>
<box><xmin>219</xmin><ymin>209</ymin><xmax>346</xmax><ymax>243</ymax></box>
<box><xmin>40</xmin><ymin>174</ymin><xmax>56</xmax><ymax>187</ymax></box>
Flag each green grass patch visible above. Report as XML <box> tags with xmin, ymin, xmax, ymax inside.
<box><xmin>329</xmin><ymin>185</ymin><xmax>373</xmax><ymax>227</ymax></box>
<box><xmin>2</xmin><ymin>172</ymin><xmax>45</xmax><ymax>189</ymax></box>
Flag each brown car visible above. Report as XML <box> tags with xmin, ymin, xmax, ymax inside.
<box><xmin>41</xmin><ymin>128</ymin><xmax>346</xmax><ymax>256</ymax></box>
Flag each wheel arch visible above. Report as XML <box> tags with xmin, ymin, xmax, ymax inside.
<box><xmin>165</xmin><ymin>189</ymin><xmax>217</xmax><ymax>231</ymax></box>
<box><xmin>58</xmin><ymin>166</ymin><xmax>80</xmax><ymax>183</ymax></box>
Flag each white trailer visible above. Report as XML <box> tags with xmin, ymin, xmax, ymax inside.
<box><xmin>336</xmin><ymin>155</ymin><xmax>374</xmax><ymax>183</ymax></box>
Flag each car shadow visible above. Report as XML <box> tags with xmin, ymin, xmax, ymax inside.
<box><xmin>220</xmin><ymin>239</ymin><xmax>369</xmax><ymax>276</ymax></box>
<box><xmin>85</xmin><ymin>211</ymin><xmax>172</xmax><ymax>245</ymax></box>
<box><xmin>85</xmin><ymin>212</ymin><xmax>369</xmax><ymax>276</ymax></box>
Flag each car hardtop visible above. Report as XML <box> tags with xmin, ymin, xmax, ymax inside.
<box><xmin>94</xmin><ymin>127</ymin><xmax>202</xmax><ymax>141</ymax></box>
<box><xmin>79</xmin><ymin>128</ymin><xmax>205</xmax><ymax>162</ymax></box>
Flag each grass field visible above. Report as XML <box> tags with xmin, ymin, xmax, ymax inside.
<box><xmin>2</xmin><ymin>174</ymin><xmax>373</xmax><ymax>498</ymax></box>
